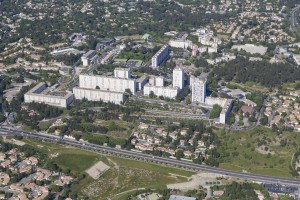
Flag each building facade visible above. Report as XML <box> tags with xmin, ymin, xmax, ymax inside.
<box><xmin>79</xmin><ymin>74</ymin><xmax>136</xmax><ymax>94</ymax></box>
<box><xmin>191</xmin><ymin>78</ymin><xmax>206</xmax><ymax>103</ymax></box>
<box><xmin>219</xmin><ymin>100</ymin><xmax>233</xmax><ymax>124</ymax></box>
<box><xmin>151</xmin><ymin>45</ymin><xmax>169</xmax><ymax>67</ymax></box>
<box><xmin>169</xmin><ymin>39</ymin><xmax>193</xmax><ymax>49</ymax></box>
<box><xmin>173</xmin><ymin>68</ymin><xmax>184</xmax><ymax>90</ymax></box>
<box><xmin>73</xmin><ymin>87</ymin><xmax>124</xmax><ymax>104</ymax></box>
<box><xmin>81</xmin><ymin>50</ymin><xmax>96</xmax><ymax>66</ymax></box>
<box><xmin>149</xmin><ymin>76</ymin><xmax>164</xmax><ymax>87</ymax></box>
<box><xmin>114</xmin><ymin>68</ymin><xmax>131</xmax><ymax>79</ymax></box>
<box><xmin>144</xmin><ymin>84</ymin><xmax>179</xmax><ymax>99</ymax></box>
<box><xmin>136</xmin><ymin>76</ymin><xmax>148</xmax><ymax>90</ymax></box>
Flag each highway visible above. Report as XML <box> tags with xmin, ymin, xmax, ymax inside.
<box><xmin>0</xmin><ymin>127</ymin><xmax>300</xmax><ymax>187</ymax></box>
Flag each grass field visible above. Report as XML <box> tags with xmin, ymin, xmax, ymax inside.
<box><xmin>217</xmin><ymin>126</ymin><xmax>300</xmax><ymax>177</ymax></box>
<box><xmin>232</xmin><ymin>81</ymin><xmax>269</xmax><ymax>93</ymax></box>
<box><xmin>22</xmin><ymin>138</ymin><xmax>195</xmax><ymax>199</ymax></box>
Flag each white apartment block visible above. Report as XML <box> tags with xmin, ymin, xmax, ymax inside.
<box><xmin>79</xmin><ymin>74</ymin><xmax>136</xmax><ymax>94</ymax></box>
<box><xmin>81</xmin><ymin>50</ymin><xmax>97</xmax><ymax>66</ymax></box>
<box><xmin>191</xmin><ymin>78</ymin><xmax>206</xmax><ymax>103</ymax></box>
<box><xmin>144</xmin><ymin>84</ymin><xmax>179</xmax><ymax>99</ymax></box>
<box><xmin>173</xmin><ymin>68</ymin><xmax>184</xmax><ymax>90</ymax></box>
<box><xmin>73</xmin><ymin>87</ymin><xmax>124</xmax><ymax>105</ymax></box>
<box><xmin>149</xmin><ymin>76</ymin><xmax>164</xmax><ymax>87</ymax></box>
<box><xmin>169</xmin><ymin>39</ymin><xmax>193</xmax><ymax>49</ymax></box>
<box><xmin>136</xmin><ymin>76</ymin><xmax>148</xmax><ymax>90</ymax></box>
<box><xmin>220</xmin><ymin>100</ymin><xmax>233</xmax><ymax>124</ymax></box>
<box><xmin>205</xmin><ymin>97</ymin><xmax>233</xmax><ymax>124</ymax></box>
<box><xmin>114</xmin><ymin>68</ymin><xmax>131</xmax><ymax>79</ymax></box>
<box><xmin>151</xmin><ymin>45</ymin><xmax>169</xmax><ymax>67</ymax></box>
<box><xmin>24</xmin><ymin>83</ymin><xmax>74</xmax><ymax>108</ymax></box>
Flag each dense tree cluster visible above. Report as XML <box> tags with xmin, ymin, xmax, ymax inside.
<box><xmin>135</xmin><ymin>0</ymin><xmax>233</xmax><ymax>35</ymax></box>
<box><xmin>118</xmin><ymin>45</ymin><xmax>159</xmax><ymax>61</ymax></box>
<box><xmin>27</xmin><ymin>102</ymin><xmax>63</xmax><ymax>119</ymax></box>
<box><xmin>212</xmin><ymin>57</ymin><xmax>300</xmax><ymax>87</ymax></box>
<box><xmin>246</xmin><ymin>92</ymin><xmax>266</xmax><ymax>109</ymax></box>
<box><xmin>82</xmin><ymin>134</ymin><xmax>132</xmax><ymax>149</ymax></box>
<box><xmin>220</xmin><ymin>182</ymin><xmax>259</xmax><ymax>200</ymax></box>
<box><xmin>209</xmin><ymin>104</ymin><xmax>222</xmax><ymax>119</ymax></box>
<box><xmin>0</xmin><ymin>75</ymin><xmax>11</xmax><ymax>95</ymax></box>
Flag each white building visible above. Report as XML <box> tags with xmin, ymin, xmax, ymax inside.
<box><xmin>114</xmin><ymin>68</ymin><xmax>131</xmax><ymax>79</ymax></box>
<box><xmin>79</xmin><ymin>74</ymin><xmax>136</xmax><ymax>94</ymax></box>
<box><xmin>136</xmin><ymin>76</ymin><xmax>148</xmax><ymax>90</ymax></box>
<box><xmin>73</xmin><ymin>87</ymin><xmax>124</xmax><ymax>104</ymax></box>
<box><xmin>191</xmin><ymin>78</ymin><xmax>206</xmax><ymax>103</ymax></box>
<box><xmin>24</xmin><ymin>83</ymin><xmax>74</xmax><ymax>108</ymax></box>
<box><xmin>81</xmin><ymin>50</ymin><xmax>97</xmax><ymax>66</ymax></box>
<box><xmin>169</xmin><ymin>39</ymin><xmax>193</xmax><ymax>49</ymax></box>
<box><xmin>173</xmin><ymin>68</ymin><xmax>184</xmax><ymax>90</ymax></box>
<box><xmin>205</xmin><ymin>97</ymin><xmax>233</xmax><ymax>124</ymax></box>
<box><xmin>149</xmin><ymin>76</ymin><xmax>164</xmax><ymax>87</ymax></box>
<box><xmin>219</xmin><ymin>100</ymin><xmax>233</xmax><ymax>124</ymax></box>
<box><xmin>152</xmin><ymin>45</ymin><xmax>169</xmax><ymax>67</ymax></box>
<box><xmin>144</xmin><ymin>84</ymin><xmax>179</xmax><ymax>99</ymax></box>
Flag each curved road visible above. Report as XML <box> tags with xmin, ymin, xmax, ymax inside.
<box><xmin>0</xmin><ymin>127</ymin><xmax>300</xmax><ymax>187</ymax></box>
<box><xmin>291</xmin><ymin>5</ymin><xmax>300</xmax><ymax>32</ymax></box>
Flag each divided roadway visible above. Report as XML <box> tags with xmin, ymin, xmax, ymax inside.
<box><xmin>0</xmin><ymin>127</ymin><xmax>300</xmax><ymax>187</ymax></box>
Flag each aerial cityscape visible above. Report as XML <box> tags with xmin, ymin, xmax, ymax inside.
<box><xmin>1</xmin><ymin>0</ymin><xmax>300</xmax><ymax>199</ymax></box>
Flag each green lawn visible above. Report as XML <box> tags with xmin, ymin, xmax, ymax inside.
<box><xmin>51</xmin><ymin>150</ymin><xmax>99</xmax><ymax>174</ymax></box>
<box><xmin>217</xmin><ymin>126</ymin><xmax>299</xmax><ymax>178</ymax></box>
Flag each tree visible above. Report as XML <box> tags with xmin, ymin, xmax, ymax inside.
<box><xmin>209</xmin><ymin>104</ymin><xmax>222</xmax><ymax>119</ymax></box>
<box><xmin>149</xmin><ymin>91</ymin><xmax>156</xmax><ymax>98</ymax></box>
<box><xmin>125</xmin><ymin>89</ymin><xmax>132</xmax><ymax>95</ymax></box>
<box><xmin>185</xmin><ymin>97</ymin><xmax>191</xmax><ymax>104</ymax></box>
<box><xmin>176</xmin><ymin>150</ymin><xmax>184</xmax><ymax>160</ymax></box>
<box><xmin>260</xmin><ymin>115</ymin><xmax>268</xmax><ymax>125</ymax></box>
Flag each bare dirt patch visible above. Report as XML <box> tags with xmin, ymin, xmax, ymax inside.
<box><xmin>167</xmin><ymin>173</ymin><xmax>224</xmax><ymax>191</ymax></box>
